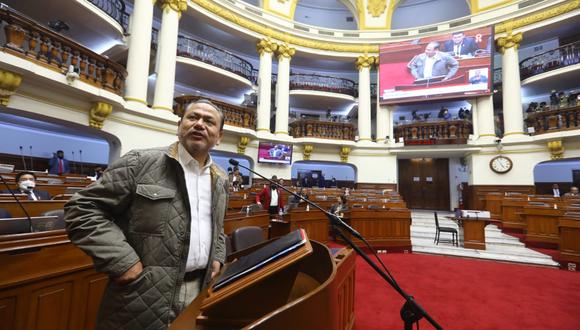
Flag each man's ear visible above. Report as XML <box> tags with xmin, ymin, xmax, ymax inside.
<box><xmin>216</xmin><ymin>131</ymin><xmax>224</xmax><ymax>145</ymax></box>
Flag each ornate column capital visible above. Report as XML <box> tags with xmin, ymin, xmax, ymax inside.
<box><xmin>89</xmin><ymin>102</ymin><xmax>113</xmax><ymax>129</ymax></box>
<box><xmin>0</xmin><ymin>69</ymin><xmax>22</xmax><ymax>106</ymax></box>
<box><xmin>276</xmin><ymin>43</ymin><xmax>296</xmax><ymax>59</ymax></box>
<box><xmin>237</xmin><ymin>136</ymin><xmax>250</xmax><ymax>154</ymax></box>
<box><xmin>339</xmin><ymin>146</ymin><xmax>351</xmax><ymax>163</ymax></box>
<box><xmin>496</xmin><ymin>32</ymin><xmax>523</xmax><ymax>54</ymax></box>
<box><xmin>302</xmin><ymin>144</ymin><xmax>314</xmax><ymax>160</ymax></box>
<box><xmin>158</xmin><ymin>0</ymin><xmax>187</xmax><ymax>15</ymax></box>
<box><xmin>356</xmin><ymin>54</ymin><xmax>377</xmax><ymax>70</ymax></box>
<box><xmin>257</xmin><ymin>38</ymin><xmax>278</xmax><ymax>55</ymax></box>
<box><xmin>548</xmin><ymin>140</ymin><xmax>564</xmax><ymax>160</ymax></box>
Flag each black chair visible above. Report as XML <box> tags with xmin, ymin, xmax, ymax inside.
<box><xmin>231</xmin><ymin>226</ymin><xmax>265</xmax><ymax>252</ymax></box>
<box><xmin>434</xmin><ymin>212</ymin><xmax>458</xmax><ymax>246</ymax></box>
<box><xmin>0</xmin><ymin>208</ymin><xmax>12</xmax><ymax>219</ymax></box>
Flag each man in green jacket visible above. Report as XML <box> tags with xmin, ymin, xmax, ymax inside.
<box><xmin>65</xmin><ymin>100</ymin><xmax>228</xmax><ymax>329</ymax></box>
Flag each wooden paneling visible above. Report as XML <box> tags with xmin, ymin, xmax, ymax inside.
<box><xmin>332</xmin><ymin>248</ymin><xmax>356</xmax><ymax>330</ymax></box>
<box><xmin>469</xmin><ymin>185</ymin><xmax>535</xmax><ymax>211</ymax></box>
<box><xmin>501</xmin><ymin>198</ymin><xmax>529</xmax><ymax>230</ymax></box>
<box><xmin>27</xmin><ymin>281</ymin><xmax>73</xmax><ymax>330</ymax></box>
<box><xmin>398</xmin><ymin>158</ymin><xmax>449</xmax><ymax>210</ymax></box>
<box><xmin>355</xmin><ymin>183</ymin><xmax>397</xmax><ymax>191</ymax></box>
<box><xmin>462</xmin><ymin>219</ymin><xmax>486</xmax><ymax>250</ymax></box>
<box><xmin>0</xmin><ymin>297</ymin><xmax>16</xmax><ymax>330</ymax></box>
<box><xmin>559</xmin><ymin>217</ymin><xmax>580</xmax><ymax>263</ymax></box>
<box><xmin>224</xmin><ymin>212</ymin><xmax>270</xmax><ymax>238</ymax></box>
<box><xmin>522</xmin><ymin>206</ymin><xmax>563</xmax><ymax>246</ymax></box>
<box><xmin>348</xmin><ymin>208</ymin><xmax>411</xmax><ymax>249</ymax></box>
<box><xmin>286</xmin><ymin>209</ymin><xmax>329</xmax><ymax>244</ymax></box>
<box><xmin>0</xmin><ymin>200</ymin><xmax>67</xmax><ymax>217</ymax></box>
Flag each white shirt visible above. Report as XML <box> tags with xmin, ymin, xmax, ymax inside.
<box><xmin>454</xmin><ymin>44</ymin><xmax>461</xmax><ymax>56</ymax></box>
<box><xmin>177</xmin><ymin>143</ymin><xmax>213</xmax><ymax>272</ymax></box>
<box><xmin>553</xmin><ymin>189</ymin><xmax>560</xmax><ymax>197</ymax></box>
<box><xmin>423</xmin><ymin>56</ymin><xmax>436</xmax><ymax>78</ymax></box>
<box><xmin>270</xmin><ymin>188</ymin><xmax>278</xmax><ymax>207</ymax></box>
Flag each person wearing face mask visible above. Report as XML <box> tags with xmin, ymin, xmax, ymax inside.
<box><xmin>3</xmin><ymin>171</ymin><xmax>51</xmax><ymax>200</ymax></box>
<box><xmin>48</xmin><ymin>150</ymin><xmax>70</xmax><ymax>175</ymax></box>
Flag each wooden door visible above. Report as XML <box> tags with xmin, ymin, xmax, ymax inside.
<box><xmin>398</xmin><ymin>158</ymin><xmax>450</xmax><ymax>210</ymax></box>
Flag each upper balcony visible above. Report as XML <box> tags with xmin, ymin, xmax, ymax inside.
<box><xmin>289</xmin><ymin>73</ymin><xmax>357</xmax><ymax>113</ymax></box>
<box><xmin>174</xmin><ymin>95</ymin><xmax>256</xmax><ymax>131</ymax></box>
<box><xmin>520</xmin><ymin>41</ymin><xmax>580</xmax><ymax>82</ymax></box>
<box><xmin>289</xmin><ymin>119</ymin><xmax>356</xmax><ymax>141</ymax></box>
<box><xmin>394</xmin><ymin>119</ymin><xmax>473</xmax><ymax>145</ymax></box>
<box><xmin>525</xmin><ymin>104</ymin><xmax>580</xmax><ymax>136</ymax></box>
<box><xmin>0</xmin><ymin>5</ymin><xmax>126</xmax><ymax>95</ymax></box>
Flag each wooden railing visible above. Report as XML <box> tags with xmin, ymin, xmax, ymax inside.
<box><xmin>87</xmin><ymin>0</ymin><xmax>130</xmax><ymax>31</ymax></box>
<box><xmin>289</xmin><ymin>73</ymin><xmax>356</xmax><ymax>97</ymax></box>
<box><xmin>520</xmin><ymin>41</ymin><xmax>580</xmax><ymax>80</ymax></box>
<box><xmin>525</xmin><ymin>105</ymin><xmax>580</xmax><ymax>135</ymax></box>
<box><xmin>174</xmin><ymin>95</ymin><xmax>256</xmax><ymax>129</ymax></box>
<box><xmin>0</xmin><ymin>6</ymin><xmax>127</xmax><ymax>95</ymax></box>
<box><xmin>289</xmin><ymin>119</ymin><xmax>356</xmax><ymax>141</ymax></box>
<box><xmin>394</xmin><ymin>119</ymin><xmax>472</xmax><ymax>145</ymax></box>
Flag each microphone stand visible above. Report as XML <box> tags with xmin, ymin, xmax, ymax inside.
<box><xmin>29</xmin><ymin>146</ymin><xmax>33</xmax><ymax>171</ymax></box>
<box><xmin>19</xmin><ymin>146</ymin><xmax>27</xmax><ymax>170</ymax></box>
<box><xmin>0</xmin><ymin>174</ymin><xmax>33</xmax><ymax>232</ymax></box>
<box><xmin>229</xmin><ymin>159</ymin><xmax>443</xmax><ymax>330</ymax></box>
<box><xmin>79</xmin><ymin>149</ymin><xmax>83</xmax><ymax>175</ymax></box>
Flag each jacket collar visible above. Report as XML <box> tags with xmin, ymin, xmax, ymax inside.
<box><xmin>166</xmin><ymin>141</ymin><xmax>227</xmax><ymax>183</ymax></box>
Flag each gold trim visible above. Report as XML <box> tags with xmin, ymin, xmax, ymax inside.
<box><xmin>302</xmin><ymin>144</ymin><xmax>314</xmax><ymax>160</ymax></box>
<box><xmin>470</xmin><ymin>0</ymin><xmax>513</xmax><ymax>14</ymax></box>
<box><xmin>357</xmin><ymin>0</ymin><xmax>399</xmax><ymax>30</ymax></box>
<box><xmin>256</xmin><ymin>128</ymin><xmax>271</xmax><ymax>132</ymax></box>
<box><xmin>274</xmin><ymin>131</ymin><xmax>289</xmax><ymax>135</ymax></box>
<box><xmin>257</xmin><ymin>38</ymin><xmax>278</xmax><ymax>55</ymax></box>
<box><xmin>367</xmin><ymin>0</ymin><xmax>387</xmax><ymax>17</ymax></box>
<box><xmin>496</xmin><ymin>32</ymin><xmax>523</xmax><ymax>54</ymax></box>
<box><xmin>479</xmin><ymin>134</ymin><xmax>497</xmax><ymax>137</ymax></box>
<box><xmin>276</xmin><ymin>43</ymin><xmax>296</xmax><ymax>59</ymax></box>
<box><xmin>356</xmin><ymin>54</ymin><xmax>377</xmax><ymax>70</ymax></box>
<box><xmin>495</xmin><ymin>1</ymin><xmax>580</xmax><ymax>34</ymax></box>
<box><xmin>358</xmin><ymin>137</ymin><xmax>373</xmax><ymax>141</ymax></box>
<box><xmin>158</xmin><ymin>0</ymin><xmax>188</xmax><ymax>16</ymax></box>
<box><xmin>190</xmin><ymin>0</ymin><xmax>378</xmax><ymax>53</ymax></box>
<box><xmin>152</xmin><ymin>105</ymin><xmax>174</xmax><ymax>112</ymax></box>
<box><xmin>124</xmin><ymin>97</ymin><xmax>148</xmax><ymax>105</ymax></box>
<box><xmin>263</xmin><ymin>0</ymin><xmax>298</xmax><ymax>20</ymax></box>
<box><xmin>548</xmin><ymin>140</ymin><xmax>564</xmax><ymax>160</ymax></box>
<box><xmin>503</xmin><ymin>131</ymin><xmax>525</xmax><ymax>136</ymax></box>
<box><xmin>89</xmin><ymin>102</ymin><xmax>113</xmax><ymax>129</ymax></box>
<box><xmin>473</xmin><ymin>148</ymin><xmax>546</xmax><ymax>155</ymax></box>
<box><xmin>339</xmin><ymin>146</ymin><xmax>351</xmax><ymax>162</ymax></box>
<box><xmin>0</xmin><ymin>69</ymin><xmax>22</xmax><ymax>106</ymax></box>
<box><xmin>237</xmin><ymin>136</ymin><xmax>250</xmax><ymax>154</ymax></box>
<box><xmin>109</xmin><ymin>115</ymin><xmax>177</xmax><ymax>134</ymax></box>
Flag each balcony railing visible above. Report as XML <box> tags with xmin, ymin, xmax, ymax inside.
<box><xmin>520</xmin><ymin>41</ymin><xmax>580</xmax><ymax>81</ymax></box>
<box><xmin>525</xmin><ymin>105</ymin><xmax>580</xmax><ymax>135</ymax></box>
<box><xmin>0</xmin><ymin>6</ymin><xmax>127</xmax><ymax>95</ymax></box>
<box><xmin>289</xmin><ymin>73</ymin><xmax>356</xmax><ymax>97</ymax></box>
<box><xmin>174</xmin><ymin>95</ymin><xmax>256</xmax><ymax>129</ymax></box>
<box><xmin>493</xmin><ymin>68</ymin><xmax>501</xmax><ymax>85</ymax></box>
<box><xmin>177</xmin><ymin>35</ymin><xmax>256</xmax><ymax>84</ymax></box>
<box><xmin>394</xmin><ymin>119</ymin><xmax>472</xmax><ymax>145</ymax></box>
<box><xmin>289</xmin><ymin>119</ymin><xmax>356</xmax><ymax>141</ymax></box>
<box><xmin>87</xmin><ymin>0</ymin><xmax>130</xmax><ymax>32</ymax></box>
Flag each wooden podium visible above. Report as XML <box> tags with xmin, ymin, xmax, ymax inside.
<box><xmin>170</xmin><ymin>237</ymin><xmax>356</xmax><ymax>330</ymax></box>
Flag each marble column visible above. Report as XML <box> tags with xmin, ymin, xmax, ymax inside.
<box><xmin>476</xmin><ymin>94</ymin><xmax>496</xmax><ymax>141</ymax></box>
<box><xmin>256</xmin><ymin>39</ymin><xmax>277</xmax><ymax>133</ymax></box>
<box><xmin>152</xmin><ymin>0</ymin><xmax>187</xmax><ymax>112</ymax></box>
<box><xmin>497</xmin><ymin>32</ymin><xmax>525</xmax><ymax>140</ymax></box>
<box><xmin>356</xmin><ymin>54</ymin><xmax>376</xmax><ymax>142</ymax></box>
<box><xmin>124</xmin><ymin>0</ymin><xmax>155</xmax><ymax>107</ymax></box>
<box><xmin>274</xmin><ymin>43</ymin><xmax>295</xmax><ymax>136</ymax></box>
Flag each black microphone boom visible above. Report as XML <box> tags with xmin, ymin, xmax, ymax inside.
<box><xmin>0</xmin><ymin>174</ymin><xmax>33</xmax><ymax>233</ymax></box>
<box><xmin>229</xmin><ymin>159</ymin><xmax>443</xmax><ymax>330</ymax></box>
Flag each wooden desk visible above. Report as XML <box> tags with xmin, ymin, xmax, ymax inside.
<box><xmin>0</xmin><ymin>200</ymin><xmax>67</xmax><ymax>217</ymax></box>
<box><xmin>223</xmin><ymin>211</ymin><xmax>270</xmax><ymax>238</ymax></box>
<box><xmin>348</xmin><ymin>208</ymin><xmax>411</xmax><ymax>249</ymax></box>
<box><xmin>6</xmin><ymin>183</ymin><xmax>87</xmax><ymax>196</ymax></box>
<box><xmin>283</xmin><ymin>209</ymin><xmax>329</xmax><ymax>244</ymax></box>
<box><xmin>454</xmin><ymin>217</ymin><xmax>501</xmax><ymax>250</ymax></box>
<box><xmin>483</xmin><ymin>193</ymin><xmax>503</xmax><ymax>220</ymax></box>
<box><xmin>521</xmin><ymin>206</ymin><xmax>563</xmax><ymax>247</ymax></box>
<box><xmin>501</xmin><ymin>198</ymin><xmax>528</xmax><ymax>230</ymax></box>
<box><xmin>559</xmin><ymin>214</ymin><xmax>580</xmax><ymax>265</ymax></box>
<box><xmin>0</xmin><ymin>230</ymin><xmax>106</xmax><ymax>330</ymax></box>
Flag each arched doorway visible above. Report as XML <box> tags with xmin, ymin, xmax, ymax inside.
<box><xmin>534</xmin><ymin>158</ymin><xmax>580</xmax><ymax>196</ymax></box>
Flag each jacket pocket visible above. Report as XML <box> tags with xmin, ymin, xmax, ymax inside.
<box><xmin>131</xmin><ymin>184</ymin><xmax>176</xmax><ymax>235</ymax></box>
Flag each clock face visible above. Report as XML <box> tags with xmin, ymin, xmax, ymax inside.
<box><xmin>490</xmin><ymin>156</ymin><xmax>513</xmax><ymax>174</ymax></box>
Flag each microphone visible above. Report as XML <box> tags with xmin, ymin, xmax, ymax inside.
<box><xmin>79</xmin><ymin>149</ymin><xmax>83</xmax><ymax>175</ymax></box>
<box><xmin>19</xmin><ymin>146</ymin><xmax>27</xmax><ymax>170</ymax></box>
<box><xmin>29</xmin><ymin>146</ymin><xmax>33</xmax><ymax>171</ymax></box>
<box><xmin>72</xmin><ymin>151</ymin><xmax>77</xmax><ymax>174</ymax></box>
<box><xmin>0</xmin><ymin>174</ymin><xmax>33</xmax><ymax>233</ymax></box>
<box><xmin>228</xmin><ymin>158</ymin><xmax>363</xmax><ymax>241</ymax></box>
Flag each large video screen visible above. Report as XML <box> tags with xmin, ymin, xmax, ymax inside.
<box><xmin>257</xmin><ymin>142</ymin><xmax>293</xmax><ymax>165</ymax></box>
<box><xmin>379</xmin><ymin>26</ymin><xmax>493</xmax><ymax>105</ymax></box>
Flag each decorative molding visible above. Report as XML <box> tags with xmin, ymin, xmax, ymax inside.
<box><xmin>340</xmin><ymin>146</ymin><xmax>351</xmax><ymax>162</ymax></box>
<box><xmin>0</xmin><ymin>69</ymin><xmax>22</xmax><ymax>106</ymax></box>
<box><xmin>548</xmin><ymin>140</ymin><xmax>564</xmax><ymax>160</ymax></box>
<box><xmin>276</xmin><ymin>43</ymin><xmax>296</xmax><ymax>59</ymax></box>
<box><xmin>356</xmin><ymin>54</ymin><xmax>377</xmax><ymax>70</ymax></box>
<box><xmin>302</xmin><ymin>144</ymin><xmax>314</xmax><ymax>160</ymax></box>
<box><xmin>263</xmin><ymin>0</ymin><xmax>299</xmax><ymax>20</ymax></box>
<box><xmin>257</xmin><ymin>38</ymin><xmax>279</xmax><ymax>55</ymax></box>
<box><xmin>496</xmin><ymin>32</ymin><xmax>523</xmax><ymax>54</ymax></box>
<box><xmin>158</xmin><ymin>0</ymin><xmax>188</xmax><ymax>15</ymax></box>
<box><xmin>495</xmin><ymin>1</ymin><xmax>580</xmax><ymax>34</ymax></box>
<box><xmin>367</xmin><ymin>0</ymin><xmax>387</xmax><ymax>17</ymax></box>
<box><xmin>124</xmin><ymin>97</ymin><xmax>148</xmax><ymax>105</ymax></box>
<box><xmin>190</xmin><ymin>0</ymin><xmax>378</xmax><ymax>53</ymax></box>
<box><xmin>152</xmin><ymin>105</ymin><xmax>174</xmax><ymax>112</ymax></box>
<box><xmin>89</xmin><ymin>102</ymin><xmax>113</xmax><ymax>129</ymax></box>
<box><xmin>237</xmin><ymin>136</ymin><xmax>250</xmax><ymax>154</ymax></box>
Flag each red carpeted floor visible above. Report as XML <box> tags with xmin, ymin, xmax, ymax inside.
<box><xmin>353</xmin><ymin>252</ymin><xmax>580</xmax><ymax>330</ymax></box>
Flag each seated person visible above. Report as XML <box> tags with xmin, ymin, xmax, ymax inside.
<box><xmin>0</xmin><ymin>208</ymin><xmax>11</xmax><ymax>218</ymax></box>
<box><xmin>442</xmin><ymin>31</ymin><xmax>479</xmax><ymax>57</ymax></box>
<box><xmin>229</xmin><ymin>167</ymin><xmax>243</xmax><ymax>192</ymax></box>
<box><xmin>564</xmin><ymin>186</ymin><xmax>579</xmax><ymax>197</ymax></box>
<box><xmin>329</xmin><ymin>195</ymin><xmax>349</xmax><ymax>216</ymax></box>
<box><xmin>290</xmin><ymin>188</ymin><xmax>309</xmax><ymax>204</ymax></box>
<box><xmin>1</xmin><ymin>171</ymin><xmax>51</xmax><ymax>200</ymax></box>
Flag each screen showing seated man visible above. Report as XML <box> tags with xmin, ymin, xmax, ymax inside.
<box><xmin>379</xmin><ymin>26</ymin><xmax>493</xmax><ymax>105</ymax></box>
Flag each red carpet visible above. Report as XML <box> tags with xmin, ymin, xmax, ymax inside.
<box><xmin>353</xmin><ymin>252</ymin><xmax>580</xmax><ymax>330</ymax></box>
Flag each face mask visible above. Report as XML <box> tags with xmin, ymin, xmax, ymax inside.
<box><xmin>19</xmin><ymin>180</ymin><xmax>35</xmax><ymax>191</ymax></box>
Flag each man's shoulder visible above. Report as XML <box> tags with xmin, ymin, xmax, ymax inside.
<box><xmin>210</xmin><ymin>163</ymin><xmax>228</xmax><ymax>180</ymax></box>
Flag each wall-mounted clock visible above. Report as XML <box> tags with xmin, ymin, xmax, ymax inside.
<box><xmin>489</xmin><ymin>155</ymin><xmax>513</xmax><ymax>174</ymax></box>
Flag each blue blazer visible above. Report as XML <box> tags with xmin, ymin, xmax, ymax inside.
<box><xmin>48</xmin><ymin>157</ymin><xmax>70</xmax><ymax>175</ymax></box>
<box><xmin>442</xmin><ymin>38</ymin><xmax>479</xmax><ymax>56</ymax></box>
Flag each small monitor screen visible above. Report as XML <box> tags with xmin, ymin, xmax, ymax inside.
<box><xmin>258</xmin><ymin>142</ymin><xmax>293</xmax><ymax>165</ymax></box>
<box><xmin>379</xmin><ymin>26</ymin><xmax>493</xmax><ymax>105</ymax></box>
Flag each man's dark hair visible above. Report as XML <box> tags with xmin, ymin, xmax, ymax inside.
<box><xmin>16</xmin><ymin>171</ymin><xmax>37</xmax><ymax>182</ymax></box>
<box><xmin>57</xmin><ymin>150</ymin><xmax>64</xmax><ymax>153</ymax></box>
<box><xmin>182</xmin><ymin>99</ymin><xmax>225</xmax><ymax>132</ymax></box>
<box><xmin>452</xmin><ymin>31</ymin><xmax>465</xmax><ymax>36</ymax></box>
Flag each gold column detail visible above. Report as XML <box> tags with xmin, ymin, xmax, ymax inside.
<box><xmin>158</xmin><ymin>0</ymin><xmax>188</xmax><ymax>15</ymax></box>
<box><xmin>495</xmin><ymin>1</ymin><xmax>580</xmax><ymax>34</ymax></box>
<box><xmin>496</xmin><ymin>32</ymin><xmax>523</xmax><ymax>54</ymax></box>
<box><xmin>89</xmin><ymin>102</ymin><xmax>113</xmax><ymax>129</ymax></box>
<box><xmin>339</xmin><ymin>146</ymin><xmax>351</xmax><ymax>163</ymax></box>
<box><xmin>548</xmin><ymin>140</ymin><xmax>564</xmax><ymax>160</ymax></box>
<box><xmin>0</xmin><ymin>69</ymin><xmax>22</xmax><ymax>106</ymax></box>
<box><xmin>367</xmin><ymin>0</ymin><xmax>387</xmax><ymax>17</ymax></box>
<box><xmin>302</xmin><ymin>144</ymin><xmax>314</xmax><ymax>161</ymax></box>
<box><xmin>276</xmin><ymin>43</ymin><xmax>296</xmax><ymax>59</ymax></box>
<box><xmin>356</xmin><ymin>54</ymin><xmax>377</xmax><ymax>70</ymax></box>
<box><xmin>257</xmin><ymin>38</ymin><xmax>278</xmax><ymax>55</ymax></box>
<box><xmin>237</xmin><ymin>136</ymin><xmax>250</xmax><ymax>155</ymax></box>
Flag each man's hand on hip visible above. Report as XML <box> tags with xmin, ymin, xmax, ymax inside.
<box><xmin>113</xmin><ymin>261</ymin><xmax>143</xmax><ymax>285</ymax></box>
<box><xmin>211</xmin><ymin>260</ymin><xmax>221</xmax><ymax>279</ymax></box>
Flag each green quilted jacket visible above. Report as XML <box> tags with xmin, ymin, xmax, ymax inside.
<box><xmin>64</xmin><ymin>142</ymin><xmax>228</xmax><ymax>329</ymax></box>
